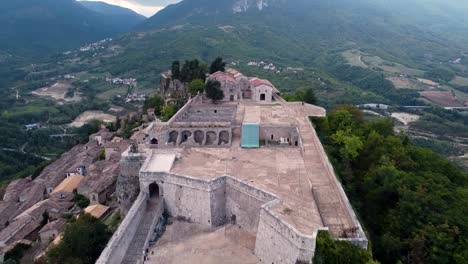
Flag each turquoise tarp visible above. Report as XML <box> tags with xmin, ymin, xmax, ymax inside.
<box><xmin>241</xmin><ymin>123</ymin><xmax>260</xmax><ymax>148</ymax></box>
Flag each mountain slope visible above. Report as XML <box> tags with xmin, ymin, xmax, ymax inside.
<box><xmin>79</xmin><ymin>1</ymin><xmax>146</xmax><ymax>31</ymax></box>
<box><xmin>137</xmin><ymin>0</ymin><xmax>468</xmax><ymax>68</ymax></box>
<box><xmin>0</xmin><ymin>0</ymin><xmax>142</xmax><ymax>57</ymax></box>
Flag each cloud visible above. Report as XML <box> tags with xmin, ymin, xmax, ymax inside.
<box><xmin>80</xmin><ymin>0</ymin><xmax>178</xmax><ymax>17</ymax></box>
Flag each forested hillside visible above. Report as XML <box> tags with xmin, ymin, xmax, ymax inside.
<box><xmin>312</xmin><ymin>106</ymin><xmax>468</xmax><ymax>263</ymax></box>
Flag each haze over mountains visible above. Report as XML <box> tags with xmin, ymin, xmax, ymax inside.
<box><xmin>0</xmin><ymin>0</ymin><xmax>145</xmax><ymax>56</ymax></box>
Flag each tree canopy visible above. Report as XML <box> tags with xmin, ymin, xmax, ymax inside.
<box><xmin>179</xmin><ymin>59</ymin><xmax>207</xmax><ymax>83</ymax></box>
<box><xmin>209</xmin><ymin>57</ymin><xmax>226</xmax><ymax>74</ymax></box>
<box><xmin>313</xmin><ymin>231</ymin><xmax>378</xmax><ymax>264</ymax></box>
<box><xmin>171</xmin><ymin>60</ymin><xmax>181</xmax><ymax>80</ymax></box>
<box><xmin>144</xmin><ymin>95</ymin><xmax>164</xmax><ymax>116</ymax></box>
<box><xmin>312</xmin><ymin>106</ymin><xmax>468</xmax><ymax>264</ymax></box>
<box><xmin>189</xmin><ymin>79</ymin><xmax>205</xmax><ymax>96</ymax></box>
<box><xmin>47</xmin><ymin>214</ymin><xmax>111</xmax><ymax>264</ymax></box>
<box><xmin>204</xmin><ymin>79</ymin><xmax>224</xmax><ymax>102</ymax></box>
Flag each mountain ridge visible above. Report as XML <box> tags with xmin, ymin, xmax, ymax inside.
<box><xmin>0</xmin><ymin>0</ymin><xmax>145</xmax><ymax>57</ymax></box>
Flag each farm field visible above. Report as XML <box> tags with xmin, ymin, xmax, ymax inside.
<box><xmin>69</xmin><ymin>111</ymin><xmax>116</xmax><ymax>127</ymax></box>
<box><xmin>32</xmin><ymin>81</ymin><xmax>81</xmax><ymax>102</ymax></box>
<box><xmin>450</xmin><ymin>75</ymin><xmax>468</xmax><ymax>86</ymax></box>
<box><xmin>342</xmin><ymin>49</ymin><xmax>425</xmax><ymax>76</ymax></box>
<box><xmin>420</xmin><ymin>90</ymin><xmax>465</xmax><ymax>107</ymax></box>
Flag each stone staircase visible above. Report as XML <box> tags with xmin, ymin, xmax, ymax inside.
<box><xmin>121</xmin><ymin>199</ymin><xmax>159</xmax><ymax>264</ymax></box>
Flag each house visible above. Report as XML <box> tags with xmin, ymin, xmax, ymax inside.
<box><xmin>39</xmin><ymin>219</ymin><xmax>65</xmax><ymax>244</ymax></box>
<box><xmin>51</xmin><ymin>175</ymin><xmax>84</xmax><ymax>194</ymax></box>
<box><xmin>209</xmin><ymin>71</ymin><xmax>242</xmax><ymax>102</ymax></box>
<box><xmin>84</xmin><ymin>204</ymin><xmax>110</xmax><ymax>219</ymax></box>
<box><xmin>249</xmin><ymin>78</ymin><xmax>278</xmax><ymax>103</ymax></box>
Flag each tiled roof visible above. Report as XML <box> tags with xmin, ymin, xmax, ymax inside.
<box><xmin>210</xmin><ymin>71</ymin><xmax>236</xmax><ymax>83</ymax></box>
<box><xmin>52</xmin><ymin>175</ymin><xmax>84</xmax><ymax>194</ymax></box>
<box><xmin>249</xmin><ymin>78</ymin><xmax>274</xmax><ymax>88</ymax></box>
<box><xmin>84</xmin><ymin>204</ymin><xmax>109</xmax><ymax>219</ymax></box>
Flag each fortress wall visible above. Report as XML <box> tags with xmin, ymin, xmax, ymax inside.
<box><xmin>255</xmin><ymin>201</ymin><xmax>316</xmax><ymax>264</ymax></box>
<box><xmin>117</xmin><ymin>151</ymin><xmax>146</xmax><ymax>215</ymax></box>
<box><xmin>96</xmin><ymin>193</ymin><xmax>146</xmax><ymax>264</ymax></box>
<box><xmin>307</xmin><ymin>121</ymin><xmax>368</xmax><ymax>248</ymax></box>
<box><xmin>144</xmin><ymin>173</ymin><xmax>225</xmax><ymax>226</ymax></box>
<box><xmin>225</xmin><ymin>177</ymin><xmax>277</xmax><ymax>233</ymax></box>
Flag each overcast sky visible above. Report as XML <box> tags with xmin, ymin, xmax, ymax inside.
<box><xmin>80</xmin><ymin>0</ymin><xmax>181</xmax><ymax>17</ymax></box>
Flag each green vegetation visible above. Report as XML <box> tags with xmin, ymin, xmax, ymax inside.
<box><xmin>411</xmin><ymin>108</ymin><xmax>468</xmax><ymax>138</ymax></box>
<box><xmin>424</xmin><ymin>67</ymin><xmax>456</xmax><ymax>83</ymax></box>
<box><xmin>47</xmin><ymin>214</ymin><xmax>111</xmax><ymax>264</ymax></box>
<box><xmin>209</xmin><ymin>57</ymin><xmax>226</xmax><ymax>74</ymax></box>
<box><xmin>161</xmin><ymin>104</ymin><xmax>177</xmax><ymax>122</ymax></box>
<box><xmin>313</xmin><ymin>106</ymin><xmax>468</xmax><ymax>264</ymax></box>
<box><xmin>171</xmin><ymin>61</ymin><xmax>181</xmax><ymax>80</ymax></box>
<box><xmin>313</xmin><ymin>231</ymin><xmax>377</xmax><ymax>264</ymax></box>
<box><xmin>97</xmin><ymin>149</ymin><xmax>106</xmax><ymax>160</ymax></box>
<box><xmin>177</xmin><ymin>59</ymin><xmax>208</xmax><ymax>83</ymax></box>
<box><xmin>73</xmin><ymin>190</ymin><xmax>90</xmax><ymax>209</ymax></box>
<box><xmin>144</xmin><ymin>95</ymin><xmax>164</xmax><ymax>116</ymax></box>
<box><xmin>204</xmin><ymin>79</ymin><xmax>224</xmax><ymax>103</ymax></box>
<box><xmin>3</xmin><ymin>243</ymin><xmax>32</xmax><ymax>264</ymax></box>
<box><xmin>189</xmin><ymin>79</ymin><xmax>205</xmax><ymax>95</ymax></box>
<box><xmin>284</xmin><ymin>88</ymin><xmax>317</xmax><ymax>105</ymax></box>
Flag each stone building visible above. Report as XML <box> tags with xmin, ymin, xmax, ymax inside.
<box><xmin>208</xmin><ymin>68</ymin><xmax>279</xmax><ymax>103</ymax></box>
<box><xmin>101</xmin><ymin>69</ymin><xmax>368</xmax><ymax>264</ymax></box>
<box><xmin>39</xmin><ymin>219</ymin><xmax>65</xmax><ymax>244</ymax></box>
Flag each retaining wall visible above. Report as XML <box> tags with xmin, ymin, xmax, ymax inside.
<box><xmin>96</xmin><ymin>193</ymin><xmax>146</xmax><ymax>264</ymax></box>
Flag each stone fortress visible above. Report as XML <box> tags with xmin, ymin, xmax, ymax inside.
<box><xmin>97</xmin><ymin>68</ymin><xmax>368</xmax><ymax>264</ymax></box>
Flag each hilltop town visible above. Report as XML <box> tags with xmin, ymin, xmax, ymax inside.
<box><xmin>0</xmin><ymin>66</ymin><xmax>367</xmax><ymax>263</ymax></box>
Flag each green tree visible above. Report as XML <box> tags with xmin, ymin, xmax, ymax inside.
<box><xmin>313</xmin><ymin>231</ymin><xmax>377</xmax><ymax>264</ymax></box>
<box><xmin>144</xmin><ymin>95</ymin><xmax>164</xmax><ymax>116</ymax></box>
<box><xmin>4</xmin><ymin>243</ymin><xmax>31</xmax><ymax>264</ymax></box>
<box><xmin>189</xmin><ymin>79</ymin><xmax>205</xmax><ymax>96</ymax></box>
<box><xmin>73</xmin><ymin>189</ymin><xmax>90</xmax><ymax>208</ymax></box>
<box><xmin>204</xmin><ymin>79</ymin><xmax>224</xmax><ymax>103</ymax></box>
<box><xmin>303</xmin><ymin>88</ymin><xmax>317</xmax><ymax>105</ymax></box>
<box><xmin>47</xmin><ymin>214</ymin><xmax>111</xmax><ymax>264</ymax></box>
<box><xmin>171</xmin><ymin>61</ymin><xmax>180</xmax><ymax>80</ymax></box>
<box><xmin>161</xmin><ymin>104</ymin><xmax>177</xmax><ymax>121</ymax></box>
<box><xmin>209</xmin><ymin>57</ymin><xmax>226</xmax><ymax>74</ymax></box>
<box><xmin>97</xmin><ymin>149</ymin><xmax>105</xmax><ymax>160</ymax></box>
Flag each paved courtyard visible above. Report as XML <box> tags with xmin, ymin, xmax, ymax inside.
<box><xmin>146</xmin><ymin>221</ymin><xmax>259</xmax><ymax>264</ymax></box>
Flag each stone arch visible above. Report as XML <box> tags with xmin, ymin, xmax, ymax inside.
<box><xmin>181</xmin><ymin>130</ymin><xmax>192</xmax><ymax>144</ymax></box>
<box><xmin>168</xmin><ymin>131</ymin><xmax>178</xmax><ymax>144</ymax></box>
<box><xmin>194</xmin><ymin>130</ymin><xmax>204</xmax><ymax>145</ymax></box>
<box><xmin>260</xmin><ymin>93</ymin><xmax>266</xmax><ymax>101</ymax></box>
<box><xmin>150</xmin><ymin>138</ymin><xmax>158</xmax><ymax>145</ymax></box>
<box><xmin>218</xmin><ymin>130</ymin><xmax>229</xmax><ymax>145</ymax></box>
<box><xmin>149</xmin><ymin>182</ymin><xmax>159</xmax><ymax>199</ymax></box>
<box><xmin>206</xmin><ymin>131</ymin><xmax>217</xmax><ymax>145</ymax></box>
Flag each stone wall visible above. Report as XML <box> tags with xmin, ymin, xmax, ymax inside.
<box><xmin>140</xmin><ymin>173</ymin><xmax>226</xmax><ymax>226</ymax></box>
<box><xmin>260</xmin><ymin>126</ymin><xmax>300</xmax><ymax>147</ymax></box>
<box><xmin>225</xmin><ymin>177</ymin><xmax>276</xmax><ymax>233</ymax></box>
<box><xmin>254</xmin><ymin>84</ymin><xmax>273</xmax><ymax>103</ymax></box>
<box><xmin>96</xmin><ymin>193</ymin><xmax>146</xmax><ymax>264</ymax></box>
<box><xmin>117</xmin><ymin>150</ymin><xmax>146</xmax><ymax>215</ymax></box>
<box><xmin>255</xmin><ymin>201</ymin><xmax>316</xmax><ymax>264</ymax></box>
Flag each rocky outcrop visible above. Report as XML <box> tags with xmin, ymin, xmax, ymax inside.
<box><xmin>232</xmin><ymin>0</ymin><xmax>269</xmax><ymax>13</ymax></box>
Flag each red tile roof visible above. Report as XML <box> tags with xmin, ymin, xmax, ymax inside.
<box><xmin>210</xmin><ymin>71</ymin><xmax>236</xmax><ymax>83</ymax></box>
<box><xmin>250</xmin><ymin>78</ymin><xmax>274</xmax><ymax>88</ymax></box>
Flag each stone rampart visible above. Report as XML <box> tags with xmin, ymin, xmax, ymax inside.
<box><xmin>255</xmin><ymin>200</ymin><xmax>317</xmax><ymax>264</ymax></box>
<box><xmin>225</xmin><ymin>177</ymin><xmax>276</xmax><ymax>233</ymax></box>
<box><xmin>96</xmin><ymin>193</ymin><xmax>146</xmax><ymax>264</ymax></box>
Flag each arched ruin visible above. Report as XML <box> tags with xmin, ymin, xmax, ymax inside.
<box><xmin>194</xmin><ymin>130</ymin><xmax>204</xmax><ymax>145</ymax></box>
<box><xmin>218</xmin><ymin>131</ymin><xmax>230</xmax><ymax>145</ymax></box>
